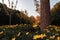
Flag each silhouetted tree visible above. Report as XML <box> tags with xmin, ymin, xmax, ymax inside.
<box><xmin>51</xmin><ymin>2</ymin><xmax>60</xmax><ymax>26</ymax></box>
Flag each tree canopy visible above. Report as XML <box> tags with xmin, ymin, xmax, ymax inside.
<box><xmin>0</xmin><ymin>3</ymin><xmax>36</xmax><ymax>25</ymax></box>
<box><xmin>51</xmin><ymin>2</ymin><xmax>60</xmax><ymax>26</ymax></box>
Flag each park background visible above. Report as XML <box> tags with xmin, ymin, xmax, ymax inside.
<box><xmin>0</xmin><ymin>0</ymin><xmax>60</xmax><ymax>40</ymax></box>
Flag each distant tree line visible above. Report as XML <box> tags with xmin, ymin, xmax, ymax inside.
<box><xmin>0</xmin><ymin>3</ymin><xmax>36</xmax><ymax>25</ymax></box>
<box><xmin>0</xmin><ymin>1</ymin><xmax>60</xmax><ymax>26</ymax></box>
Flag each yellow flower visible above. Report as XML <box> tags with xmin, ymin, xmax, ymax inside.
<box><xmin>12</xmin><ymin>37</ymin><xmax>16</xmax><ymax>40</ymax></box>
<box><xmin>33</xmin><ymin>34</ymin><xmax>46</xmax><ymax>40</ymax></box>
<box><xmin>49</xmin><ymin>35</ymin><xmax>55</xmax><ymax>39</ymax></box>
<box><xmin>0</xmin><ymin>31</ymin><xmax>3</xmax><ymax>35</ymax></box>
<box><xmin>57</xmin><ymin>37</ymin><xmax>60</xmax><ymax>40</ymax></box>
<box><xmin>17</xmin><ymin>32</ymin><xmax>21</xmax><ymax>37</ymax></box>
<box><xmin>26</xmin><ymin>32</ymin><xmax>29</xmax><ymax>35</ymax></box>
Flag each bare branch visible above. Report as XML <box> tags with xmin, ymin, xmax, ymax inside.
<box><xmin>8</xmin><ymin>0</ymin><xmax>10</xmax><ymax>7</ymax></box>
<box><xmin>2</xmin><ymin>0</ymin><xmax>4</xmax><ymax>4</ymax></box>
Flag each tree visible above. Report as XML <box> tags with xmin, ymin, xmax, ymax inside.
<box><xmin>34</xmin><ymin>0</ymin><xmax>40</xmax><ymax>13</ymax></box>
<box><xmin>29</xmin><ymin>16</ymin><xmax>36</xmax><ymax>24</ymax></box>
<box><xmin>51</xmin><ymin>2</ymin><xmax>60</xmax><ymax>26</ymax></box>
<box><xmin>35</xmin><ymin>16</ymin><xmax>40</xmax><ymax>25</ymax></box>
<box><xmin>1</xmin><ymin>0</ymin><xmax>18</xmax><ymax>25</ymax></box>
<box><xmin>40</xmin><ymin>0</ymin><xmax>51</xmax><ymax>32</ymax></box>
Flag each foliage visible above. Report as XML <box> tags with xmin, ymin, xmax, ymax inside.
<box><xmin>0</xmin><ymin>3</ymin><xmax>36</xmax><ymax>25</ymax></box>
<box><xmin>51</xmin><ymin>2</ymin><xmax>60</xmax><ymax>26</ymax></box>
<box><xmin>0</xmin><ymin>25</ymin><xmax>60</xmax><ymax>40</ymax></box>
<box><xmin>34</xmin><ymin>0</ymin><xmax>40</xmax><ymax>13</ymax></box>
<box><xmin>29</xmin><ymin>16</ymin><xmax>36</xmax><ymax>24</ymax></box>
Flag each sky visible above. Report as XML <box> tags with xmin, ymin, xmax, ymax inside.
<box><xmin>0</xmin><ymin>0</ymin><xmax>60</xmax><ymax>17</ymax></box>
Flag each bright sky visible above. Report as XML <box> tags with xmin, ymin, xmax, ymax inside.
<box><xmin>0</xmin><ymin>0</ymin><xmax>60</xmax><ymax>17</ymax></box>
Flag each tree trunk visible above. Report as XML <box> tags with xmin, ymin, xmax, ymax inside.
<box><xmin>40</xmin><ymin>0</ymin><xmax>51</xmax><ymax>32</ymax></box>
